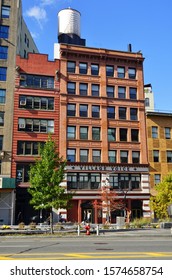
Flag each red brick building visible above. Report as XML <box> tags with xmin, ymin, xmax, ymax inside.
<box><xmin>54</xmin><ymin>43</ymin><xmax>150</xmax><ymax>224</ymax></box>
<box><xmin>12</xmin><ymin>53</ymin><xmax>60</xmax><ymax>224</ymax></box>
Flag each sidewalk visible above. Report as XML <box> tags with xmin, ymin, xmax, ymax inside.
<box><xmin>0</xmin><ymin>225</ymin><xmax>171</xmax><ymax>237</ymax></box>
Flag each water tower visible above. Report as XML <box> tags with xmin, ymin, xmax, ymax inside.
<box><xmin>57</xmin><ymin>8</ymin><xmax>86</xmax><ymax>46</ymax></box>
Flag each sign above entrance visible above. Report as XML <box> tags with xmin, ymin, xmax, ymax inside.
<box><xmin>66</xmin><ymin>165</ymin><xmax>149</xmax><ymax>173</ymax></box>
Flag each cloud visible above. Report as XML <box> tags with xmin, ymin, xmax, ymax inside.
<box><xmin>26</xmin><ymin>6</ymin><xmax>47</xmax><ymax>28</ymax></box>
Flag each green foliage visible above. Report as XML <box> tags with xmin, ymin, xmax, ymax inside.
<box><xmin>150</xmin><ymin>173</ymin><xmax>172</xmax><ymax>219</ymax></box>
<box><xmin>28</xmin><ymin>135</ymin><xmax>72</xmax><ymax>211</ymax></box>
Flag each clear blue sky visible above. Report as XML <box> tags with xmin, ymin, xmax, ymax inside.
<box><xmin>22</xmin><ymin>0</ymin><xmax>172</xmax><ymax>111</ymax></box>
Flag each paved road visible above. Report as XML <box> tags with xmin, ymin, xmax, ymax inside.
<box><xmin>0</xmin><ymin>229</ymin><xmax>172</xmax><ymax>260</ymax></box>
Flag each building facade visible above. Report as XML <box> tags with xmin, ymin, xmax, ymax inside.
<box><xmin>54</xmin><ymin>43</ymin><xmax>150</xmax><ymax>224</ymax></box>
<box><xmin>12</xmin><ymin>53</ymin><xmax>60</xmax><ymax>224</ymax></box>
<box><xmin>146</xmin><ymin>111</ymin><xmax>172</xmax><ymax>195</ymax></box>
<box><xmin>0</xmin><ymin>0</ymin><xmax>38</xmax><ymax>225</ymax></box>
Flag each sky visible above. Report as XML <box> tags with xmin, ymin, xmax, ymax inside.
<box><xmin>22</xmin><ymin>0</ymin><xmax>172</xmax><ymax>112</ymax></box>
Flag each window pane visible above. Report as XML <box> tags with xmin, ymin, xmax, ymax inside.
<box><xmin>0</xmin><ymin>67</ymin><xmax>7</xmax><ymax>81</ymax></box>
<box><xmin>128</xmin><ymin>68</ymin><xmax>136</xmax><ymax>79</ymax></box>
<box><xmin>119</xmin><ymin>107</ymin><xmax>126</xmax><ymax>119</ymax></box>
<box><xmin>0</xmin><ymin>46</ymin><xmax>8</xmax><ymax>59</ymax></box>
<box><xmin>118</xmin><ymin>87</ymin><xmax>126</xmax><ymax>99</ymax></box>
<box><xmin>79</xmin><ymin>63</ymin><xmax>87</xmax><ymax>74</ymax></box>
<box><xmin>67</xmin><ymin>61</ymin><xmax>76</xmax><ymax>73</ymax></box>
<box><xmin>129</xmin><ymin>88</ymin><xmax>137</xmax><ymax>99</ymax></box>
<box><xmin>91</xmin><ymin>84</ymin><xmax>99</xmax><ymax>96</ymax></box>
<box><xmin>67</xmin><ymin>104</ymin><xmax>76</xmax><ymax>116</ymax></box>
<box><xmin>107</xmin><ymin>106</ymin><xmax>115</xmax><ymax>118</ymax></box>
<box><xmin>80</xmin><ymin>105</ymin><xmax>88</xmax><ymax>117</ymax></box>
<box><xmin>67</xmin><ymin>126</ymin><xmax>76</xmax><ymax>139</ymax></box>
<box><xmin>80</xmin><ymin>127</ymin><xmax>88</xmax><ymax>139</ymax></box>
<box><xmin>91</xmin><ymin>64</ymin><xmax>99</xmax><ymax>75</ymax></box>
<box><xmin>107</xmin><ymin>86</ymin><xmax>114</xmax><ymax>98</ymax></box>
<box><xmin>92</xmin><ymin>105</ymin><xmax>100</xmax><ymax>118</ymax></box>
<box><xmin>106</xmin><ymin>65</ymin><xmax>114</xmax><ymax>77</ymax></box>
<box><xmin>0</xmin><ymin>25</ymin><xmax>9</xmax><ymax>39</ymax></box>
<box><xmin>1</xmin><ymin>6</ymin><xmax>10</xmax><ymax>18</ymax></box>
<box><xmin>120</xmin><ymin>128</ymin><xmax>127</xmax><ymax>141</ymax></box>
<box><xmin>108</xmin><ymin>128</ymin><xmax>116</xmax><ymax>141</ymax></box>
<box><xmin>67</xmin><ymin>82</ymin><xmax>76</xmax><ymax>94</ymax></box>
<box><xmin>117</xmin><ymin>67</ymin><xmax>125</xmax><ymax>78</ymax></box>
<box><xmin>0</xmin><ymin>89</ymin><xmax>6</xmax><ymax>103</ymax></box>
<box><xmin>92</xmin><ymin>127</ymin><xmax>100</xmax><ymax>140</ymax></box>
<box><xmin>80</xmin><ymin>83</ymin><xmax>88</xmax><ymax>96</ymax></box>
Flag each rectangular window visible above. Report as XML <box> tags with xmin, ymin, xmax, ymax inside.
<box><xmin>18</xmin><ymin>118</ymin><xmax>54</xmax><ymax>133</ymax></box>
<box><xmin>67</xmin><ymin>173</ymin><xmax>77</xmax><ymax>189</ymax></box>
<box><xmin>0</xmin><ymin>89</ymin><xmax>6</xmax><ymax>103</ymax></box>
<box><xmin>108</xmin><ymin>128</ymin><xmax>116</xmax><ymax>141</ymax></box>
<box><xmin>91</xmin><ymin>64</ymin><xmax>99</xmax><ymax>75</ymax></box>
<box><xmin>0</xmin><ymin>46</ymin><xmax>8</xmax><ymax>59</ymax></box>
<box><xmin>130</xmin><ymin>108</ymin><xmax>138</xmax><ymax>120</ymax></box>
<box><xmin>67</xmin><ymin>82</ymin><xmax>76</xmax><ymax>94</ymax></box>
<box><xmin>0</xmin><ymin>67</ymin><xmax>7</xmax><ymax>81</ymax></box>
<box><xmin>67</xmin><ymin>104</ymin><xmax>76</xmax><ymax>116</ymax></box>
<box><xmin>79</xmin><ymin>104</ymin><xmax>88</xmax><ymax>117</ymax></box>
<box><xmin>119</xmin><ymin>107</ymin><xmax>127</xmax><ymax>120</ymax></box>
<box><xmin>131</xmin><ymin>174</ymin><xmax>140</xmax><ymax>189</ymax></box>
<box><xmin>91</xmin><ymin>173</ymin><xmax>100</xmax><ymax>189</ymax></box>
<box><xmin>16</xmin><ymin>164</ymin><xmax>30</xmax><ymax>183</ymax></box>
<box><xmin>145</xmin><ymin>98</ymin><xmax>150</xmax><ymax>107</ymax></box>
<box><xmin>131</xmin><ymin>129</ymin><xmax>139</xmax><ymax>142</ymax></box>
<box><xmin>91</xmin><ymin>84</ymin><xmax>99</xmax><ymax>97</ymax></box>
<box><xmin>129</xmin><ymin>88</ymin><xmax>137</xmax><ymax>99</ymax></box>
<box><xmin>19</xmin><ymin>96</ymin><xmax>54</xmax><ymax>110</ymax></box>
<box><xmin>79</xmin><ymin>62</ymin><xmax>87</xmax><ymax>74</ymax></box>
<box><xmin>92</xmin><ymin>105</ymin><xmax>100</xmax><ymax>118</ymax></box>
<box><xmin>152</xmin><ymin>126</ymin><xmax>158</xmax><ymax>138</ymax></box>
<box><xmin>0</xmin><ymin>135</ymin><xmax>3</xmax><ymax>150</ymax></box>
<box><xmin>153</xmin><ymin>150</ymin><xmax>159</xmax><ymax>162</ymax></box>
<box><xmin>165</xmin><ymin>127</ymin><xmax>171</xmax><ymax>139</ymax></box>
<box><xmin>1</xmin><ymin>6</ymin><xmax>10</xmax><ymax>18</ymax></box>
<box><xmin>92</xmin><ymin>127</ymin><xmax>100</xmax><ymax>140</ymax></box>
<box><xmin>118</xmin><ymin>86</ymin><xmax>126</xmax><ymax>99</ymax></box>
<box><xmin>79</xmin><ymin>83</ymin><xmax>88</xmax><ymax>96</ymax></box>
<box><xmin>109</xmin><ymin>174</ymin><xmax>118</xmax><ymax>189</ymax></box>
<box><xmin>107</xmin><ymin>86</ymin><xmax>114</xmax><ymax>98</ymax></box>
<box><xmin>167</xmin><ymin>151</ymin><xmax>172</xmax><ymax>163</ymax></box>
<box><xmin>20</xmin><ymin>74</ymin><xmax>54</xmax><ymax>89</ymax></box>
<box><xmin>120</xmin><ymin>128</ymin><xmax>127</xmax><ymax>141</ymax></box>
<box><xmin>106</xmin><ymin>65</ymin><xmax>114</xmax><ymax>77</ymax></box>
<box><xmin>67</xmin><ymin>61</ymin><xmax>76</xmax><ymax>73</ymax></box>
<box><xmin>107</xmin><ymin>106</ymin><xmax>115</xmax><ymax>118</ymax></box>
<box><xmin>108</xmin><ymin>150</ymin><xmax>116</xmax><ymax>163</ymax></box>
<box><xmin>92</xmin><ymin>150</ymin><xmax>101</xmax><ymax>162</ymax></box>
<box><xmin>154</xmin><ymin>174</ymin><xmax>161</xmax><ymax>185</ymax></box>
<box><xmin>117</xmin><ymin>66</ymin><xmax>125</xmax><ymax>78</ymax></box>
<box><xmin>132</xmin><ymin>151</ymin><xmax>140</xmax><ymax>163</ymax></box>
<box><xmin>128</xmin><ymin>68</ymin><xmax>136</xmax><ymax>79</ymax></box>
<box><xmin>67</xmin><ymin>126</ymin><xmax>76</xmax><ymax>139</ymax></box>
<box><xmin>80</xmin><ymin>126</ymin><xmax>88</xmax><ymax>139</ymax></box>
<box><xmin>120</xmin><ymin>174</ymin><xmax>129</xmax><ymax>189</ymax></box>
<box><xmin>0</xmin><ymin>25</ymin><xmax>9</xmax><ymax>39</ymax></box>
<box><xmin>80</xmin><ymin>150</ymin><xmax>88</xmax><ymax>162</ymax></box>
<box><xmin>0</xmin><ymin>112</ymin><xmax>4</xmax><ymax>126</ymax></box>
<box><xmin>78</xmin><ymin>173</ymin><xmax>89</xmax><ymax>189</ymax></box>
<box><xmin>67</xmin><ymin>149</ymin><xmax>76</xmax><ymax>162</ymax></box>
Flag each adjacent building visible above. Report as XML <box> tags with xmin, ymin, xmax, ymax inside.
<box><xmin>12</xmin><ymin>53</ymin><xmax>60</xmax><ymax>224</ymax></box>
<box><xmin>0</xmin><ymin>0</ymin><xmax>38</xmax><ymax>225</ymax></box>
<box><xmin>146</xmin><ymin>111</ymin><xmax>172</xmax><ymax>195</ymax></box>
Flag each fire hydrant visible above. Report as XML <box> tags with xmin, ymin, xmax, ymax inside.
<box><xmin>85</xmin><ymin>223</ymin><xmax>90</xmax><ymax>235</ymax></box>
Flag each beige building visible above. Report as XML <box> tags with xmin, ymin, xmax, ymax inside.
<box><xmin>146</xmin><ymin>111</ymin><xmax>172</xmax><ymax>195</ymax></box>
<box><xmin>0</xmin><ymin>0</ymin><xmax>38</xmax><ymax>225</ymax></box>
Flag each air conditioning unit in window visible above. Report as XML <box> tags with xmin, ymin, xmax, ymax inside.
<box><xmin>20</xmin><ymin>75</ymin><xmax>26</xmax><ymax>80</ymax></box>
<box><xmin>19</xmin><ymin>123</ymin><xmax>26</xmax><ymax>129</ymax></box>
<box><xmin>20</xmin><ymin>99</ymin><xmax>26</xmax><ymax>106</ymax></box>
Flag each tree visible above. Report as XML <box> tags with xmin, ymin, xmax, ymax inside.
<box><xmin>93</xmin><ymin>186</ymin><xmax>125</xmax><ymax>223</ymax></box>
<box><xmin>28</xmin><ymin>135</ymin><xmax>72</xmax><ymax>233</ymax></box>
<box><xmin>150</xmin><ymin>173</ymin><xmax>172</xmax><ymax>219</ymax></box>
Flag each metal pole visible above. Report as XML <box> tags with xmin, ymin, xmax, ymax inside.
<box><xmin>77</xmin><ymin>224</ymin><xmax>80</xmax><ymax>236</ymax></box>
<box><xmin>96</xmin><ymin>224</ymin><xmax>100</xmax><ymax>236</ymax></box>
